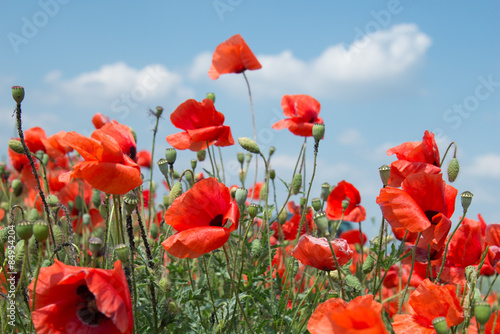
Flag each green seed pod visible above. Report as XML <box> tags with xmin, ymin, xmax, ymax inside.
<box><xmin>432</xmin><ymin>316</ymin><xmax>448</xmax><ymax>334</ymax></box>
<box><xmin>190</xmin><ymin>159</ymin><xmax>197</xmax><ymax>170</ymax></box>
<box><xmin>313</xmin><ymin>211</ymin><xmax>328</xmax><ymax>235</ymax></box>
<box><xmin>168</xmin><ymin>300</ymin><xmax>179</xmax><ymax>314</ymax></box>
<box><xmin>157</xmin><ymin>158</ymin><xmax>170</xmax><ymax>178</ymax></box>
<box><xmin>155</xmin><ymin>106</ymin><xmax>164</xmax><ymax>117</ymax></box>
<box><xmin>89</xmin><ymin>237</ymin><xmax>102</xmax><ymax>257</ymax></box>
<box><xmin>259</xmin><ymin>182</ymin><xmax>268</xmax><ymax>201</ymax></box>
<box><xmin>82</xmin><ymin>213</ymin><xmax>91</xmax><ymax>225</ymax></box>
<box><xmin>33</xmin><ymin>220</ymin><xmax>50</xmax><ymax>242</ymax></box>
<box><xmin>311</xmin><ymin>198</ymin><xmax>322</xmax><ymax>211</ymax></box>
<box><xmin>8</xmin><ymin>139</ymin><xmax>24</xmax><ymax>154</ymax></box>
<box><xmin>342</xmin><ymin>198</ymin><xmax>350</xmax><ymax>211</ymax></box>
<box><xmin>235</xmin><ymin>188</ymin><xmax>248</xmax><ymax>207</ymax></box>
<box><xmin>150</xmin><ymin>223</ymin><xmax>159</xmax><ymax>240</ymax></box>
<box><xmin>165</xmin><ymin>148</ymin><xmax>177</xmax><ymax>165</ymax></box>
<box><xmin>12</xmin><ymin>179</ymin><xmax>23</xmax><ymax>197</ymax></box>
<box><xmin>41</xmin><ymin>153</ymin><xmax>49</xmax><ymax>166</ymax></box>
<box><xmin>14</xmin><ymin>240</ymin><xmax>25</xmax><ymax>271</ymax></box>
<box><xmin>168</xmin><ymin>182</ymin><xmax>183</xmax><ymax>204</ymax></box>
<box><xmin>163</xmin><ymin>195</ymin><xmax>169</xmax><ymax>209</ymax></box>
<box><xmin>115</xmin><ymin>244</ymin><xmax>130</xmax><ymax>264</ymax></box>
<box><xmin>447</xmin><ymin>158</ymin><xmax>460</xmax><ymax>182</ymax></box>
<box><xmin>269</xmin><ymin>169</ymin><xmax>276</xmax><ymax>180</ymax></box>
<box><xmin>291</xmin><ymin>174</ymin><xmax>302</xmax><ymax>195</ymax></box>
<box><xmin>12</xmin><ymin>86</ymin><xmax>25</xmax><ymax>104</ymax></box>
<box><xmin>158</xmin><ymin>277</ymin><xmax>170</xmax><ymax>292</ymax></box>
<box><xmin>362</xmin><ymin>255</ymin><xmax>376</xmax><ymax>274</ymax></box>
<box><xmin>312</xmin><ymin>123</ymin><xmax>325</xmax><ymax>141</ymax></box>
<box><xmin>99</xmin><ymin>205</ymin><xmax>108</xmax><ymax>220</ymax></box>
<box><xmin>16</xmin><ymin>220</ymin><xmax>33</xmax><ymax>240</ymax></box>
<box><xmin>92</xmin><ymin>189</ymin><xmax>101</xmax><ymax>208</ymax></box>
<box><xmin>173</xmin><ymin>170</ymin><xmax>180</xmax><ymax>179</ymax></box>
<box><xmin>28</xmin><ymin>208</ymin><xmax>39</xmax><ymax>222</ymax></box>
<box><xmin>46</xmin><ymin>194</ymin><xmax>59</xmax><ymax>207</ymax></box>
<box><xmin>474</xmin><ymin>301</ymin><xmax>491</xmax><ymax>325</ymax></box>
<box><xmin>123</xmin><ymin>191</ymin><xmax>139</xmax><ymax>216</ymax></box>
<box><xmin>248</xmin><ymin>203</ymin><xmax>259</xmax><ymax>219</ymax></box>
<box><xmin>320</xmin><ymin>182</ymin><xmax>331</xmax><ymax>201</ymax></box>
<box><xmin>206</xmin><ymin>92</ymin><xmax>216</xmax><ymax>102</ymax></box>
<box><xmin>379</xmin><ymin>165</ymin><xmax>391</xmax><ymax>187</ymax></box>
<box><xmin>197</xmin><ymin>150</ymin><xmax>206</xmax><ymax>162</ymax></box>
<box><xmin>237</xmin><ymin>152</ymin><xmax>245</xmax><ymax>164</ymax></box>
<box><xmin>461</xmin><ymin>191</ymin><xmax>473</xmax><ymax>212</ymax></box>
<box><xmin>238</xmin><ymin>137</ymin><xmax>260</xmax><ymax>154</ymax></box>
<box><xmin>185</xmin><ymin>171</ymin><xmax>193</xmax><ymax>183</ymax></box>
<box><xmin>52</xmin><ymin>224</ymin><xmax>64</xmax><ymax>245</ymax></box>
<box><xmin>74</xmin><ymin>195</ymin><xmax>84</xmax><ymax>212</ymax></box>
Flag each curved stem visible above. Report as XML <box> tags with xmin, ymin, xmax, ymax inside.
<box><xmin>440</xmin><ymin>141</ymin><xmax>457</xmax><ymax>166</ymax></box>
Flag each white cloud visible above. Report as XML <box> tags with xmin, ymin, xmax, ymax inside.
<box><xmin>191</xmin><ymin>24</ymin><xmax>431</xmax><ymax>100</ymax></box>
<box><xmin>337</xmin><ymin>129</ymin><xmax>364</xmax><ymax>146</ymax></box>
<box><xmin>464</xmin><ymin>153</ymin><xmax>500</xmax><ymax>179</ymax></box>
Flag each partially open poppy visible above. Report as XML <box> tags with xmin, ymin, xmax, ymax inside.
<box><xmin>166</xmin><ymin>99</ymin><xmax>235</xmax><ymax>151</ymax></box>
<box><xmin>292</xmin><ymin>235</ymin><xmax>353</xmax><ymax>271</ymax></box>
<box><xmin>272</xmin><ymin>95</ymin><xmax>324</xmax><ymax>137</ymax></box>
<box><xmin>28</xmin><ymin>260</ymin><xmax>133</xmax><ymax>334</ymax></box>
<box><xmin>208</xmin><ymin>34</ymin><xmax>262</xmax><ymax>80</ymax></box>
<box><xmin>136</xmin><ymin>150</ymin><xmax>152</xmax><ymax>169</ymax></box>
<box><xmin>162</xmin><ymin>177</ymin><xmax>239</xmax><ymax>258</ymax></box>
<box><xmin>325</xmin><ymin>180</ymin><xmax>366</xmax><ymax>223</ymax></box>
<box><xmin>59</xmin><ymin>130</ymin><xmax>142</xmax><ymax>195</ymax></box>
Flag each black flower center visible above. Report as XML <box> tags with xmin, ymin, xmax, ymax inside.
<box><xmin>209</xmin><ymin>214</ymin><xmax>224</xmax><ymax>227</ymax></box>
<box><xmin>424</xmin><ymin>210</ymin><xmax>440</xmax><ymax>224</ymax></box>
<box><xmin>76</xmin><ymin>285</ymin><xmax>109</xmax><ymax>326</ymax></box>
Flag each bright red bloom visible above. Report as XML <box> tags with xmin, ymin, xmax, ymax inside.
<box><xmin>98</xmin><ymin>122</ymin><xmax>137</xmax><ymax>160</ymax></box>
<box><xmin>24</xmin><ymin>126</ymin><xmax>48</xmax><ymax>153</ymax></box>
<box><xmin>392</xmin><ymin>279</ymin><xmax>464</xmax><ymax>333</ymax></box>
<box><xmin>339</xmin><ymin>229</ymin><xmax>367</xmax><ymax>245</ymax></box>
<box><xmin>325</xmin><ymin>180</ymin><xmax>366</xmax><ymax>223</ymax></box>
<box><xmin>42</xmin><ymin>131</ymin><xmax>73</xmax><ymax>158</ymax></box>
<box><xmin>162</xmin><ymin>177</ymin><xmax>239</xmax><ymax>258</ymax></box>
<box><xmin>272</xmin><ymin>95</ymin><xmax>323</xmax><ymax>137</ymax></box>
<box><xmin>446</xmin><ymin>215</ymin><xmax>486</xmax><ymax>268</ymax></box>
<box><xmin>292</xmin><ymin>235</ymin><xmax>353</xmax><ymax>271</ymax></box>
<box><xmin>59</xmin><ymin>130</ymin><xmax>142</xmax><ymax>195</ymax></box>
<box><xmin>166</xmin><ymin>99</ymin><xmax>235</xmax><ymax>151</ymax></box>
<box><xmin>136</xmin><ymin>150</ymin><xmax>152</xmax><ymax>169</ymax></box>
<box><xmin>308</xmin><ymin>295</ymin><xmax>386</xmax><ymax>334</ymax></box>
<box><xmin>28</xmin><ymin>260</ymin><xmax>133</xmax><ymax>334</ymax></box>
<box><xmin>247</xmin><ymin>181</ymin><xmax>263</xmax><ymax>200</ymax></box>
<box><xmin>208</xmin><ymin>34</ymin><xmax>262</xmax><ymax>80</ymax></box>
<box><xmin>92</xmin><ymin>112</ymin><xmax>111</xmax><ymax>129</ymax></box>
<box><xmin>271</xmin><ymin>205</ymin><xmax>314</xmax><ymax>241</ymax></box>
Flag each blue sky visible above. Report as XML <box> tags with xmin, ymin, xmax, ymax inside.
<box><xmin>1</xmin><ymin>1</ymin><xmax>499</xmax><ymax>235</ymax></box>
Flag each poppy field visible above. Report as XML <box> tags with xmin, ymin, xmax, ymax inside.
<box><xmin>2</xmin><ymin>34</ymin><xmax>500</xmax><ymax>333</ymax></box>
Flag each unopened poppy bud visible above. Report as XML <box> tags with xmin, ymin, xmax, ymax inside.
<box><xmin>238</xmin><ymin>137</ymin><xmax>260</xmax><ymax>154</ymax></box>
<box><xmin>28</xmin><ymin>208</ymin><xmax>39</xmax><ymax>222</ymax></box>
<box><xmin>191</xmin><ymin>159</ymin><xmax>197</xmax><ymax>170</ymax></box>
<box><xmin>250</xmin><ymin>238</ymin><xmax>262</xmax><ymax>256</ymax></box>
<box><xmin>239</xmin><ymin>169</ymin><xmax>246</xmax><ymax>184</ymax></box>
<box><xmin>157</xmin><ymin>158</ymin><xmax>169</xmax><ymax>178</ymax></box>
<box><xmin>123</xmin><ymin>192</ymin><xmax>139</xmax><ymax>216</ymax></box>
<box><xmin>246</xmin><ymin>153</ymin><xmax>252</xmax><ymax>163</ymax></box>
<box><xmin>320</xmin><ymin>182</ymin><xmax>331</xmax><ymax>201</ymax></box>
<box><xmin>46</xmin><ymin>194</ymin><xmax>59</xmax><ymax>207</ymax></box>
<box><xmin>159</xmin><ymin>277</ymin><xmax>170</xmax><ymax>292</ymax></box>
<box><xmin>150</xmin><ymin>223</ymin><xmax>159</xmax><ymax>239</ymax></box>
<box><xmin>82</xmin><ymin>213</ymin><xmax>91</xmax><ymax>225</ymax></box>
<box><xmin>260</xmin><ymin>182</ymin><xmax>268</xmax><ymax>201</ymax></box>
<box><xmin>206</xmin><ymin>92</ymin><xmax>216</xmax><ymax>102</ymax></box>
<box><xmin>99</xmin><ymin>204</ymin><xmax>108</xmax><ymax>220</ymax></box>
<box><xmin>92</xmin><ymin>189</ymin><xmax>101</xmax><ymax>208</ymax></box>
<box><xmin>237</xmin><ymin>152</ymin><xmax>245</xmax><ymax>164</ymax></box>
<box><xmin>235</xmin><ymin>188</ymin><xmax>248</xmax><ymax>206</ymax></box>
<box><xmin>165</xmin><ymin>148</ymin><xmax>177</xmax><ymax>165</ymax></box>
<box><xmin>342</xmin><ymin>198</ymin><xmax>350</xmax><ymax>211</ymax></box>
<box><xmin>362</xmin><ymin>255</ymin><xmax>375</xmax><ymax>274</ymax></box>
<box><xmin>42</xmin><ymin>153</ymin><xmax>49</xmax><ymax>166</ymax></box>
<box><xmin>379</xmin><ymin>165</ymin><xmax>391</xmax><ymax>186</ymax></box>
<box><xmin>173</xmin><ymin>170</ymin><xmax>180</xmax><ymax>179</ymax></box>
<box><xmin>155</xmin><ymin>106</ymin><xmax>164</xmax><ymax>117</ymax></box>
<box><xmin>15</xmin><ymin>240</ymin><xmax>25</xmax><ymax>271</ymax></box>
<box><xmin>314</xmin><ymin>211</ymin><xmax>328</xmax><ymax>235</ymax></box>
<box><xmin>115</xmin><ymin>244</ymin><xmax>130</xmax><ymax>264</ymax></box>
<box><xmin>8</xmin><ymin>139</ymin><xmax>24</xmax><ymax>154</ymax></box>
<box><xmin>16</xmin><ymin>220</ymin><xmax>33</xmax><ymax>240</ymax></box>
<box><xmin>474</xmin><ymin>301</ymin><xmax>491</xmax><ymax>325</ymax></box>
<box><xmin>163</xmin><ymin>195</ymin><xmax>169</xmax><ymax>208</ymax></box>
<box><xmin>248</xmin><ymin>203</ymin><xmax>259</xmax><ymax>218</ymax></box>
<box><xmin>12</xmin><ymin>86</ymin><xmax>25</xmax><ymax>104</ymax></box>
<box><xmin>311</xmin><ymin>198</ymin><xmax>322</xmax><ymax>211</ymax></box>
<box><xmin>52</xmin><ymin>224</ymin><xmax>63</xmax><ymax>245</ymax></box>
<box><xmin>36</xmin><ymin>150</ymin><xmax>44</xmax><ymax>162</ymax></box>
<box><xmin>278</xmin><ymin>208</ymin><xmax>288</xmax><ymax>224</ymax></box>
<box><xmin>432</xmin><ymin>317</ymin><xmax>448</xmax><ymax>334</ymax></box>
<box><xmin>67</xmin><ymin>201</ymin><xmax>74</xmax><ymax>212</ymax></box>
<box><xmin>447</xmin><ymin>158</ymin><xmax>460</xmax><ymax>182</ymax></box>
<box><xmin>74</xmin><ymin>195</ymin><xmax>84</xmax><ymax>212</ymax></box>
<box><xmin>168</xmin><ymin>300</ymin><xmax>179</xmax><ymax>314</ymax></box>
<box><xmin>300</xmin><ymin>197</ymin><xmax>307</xmax><ymax>208</ymax></box>
<box><xmin>291</xmin><ymin>174</ymin><xmax>302</xmax><ymax>195</ymax></box>
<box><xmin>461</xmin><ymin>191</ymin><xmax>473</xmax><ymax>212</ymax></box>
<box><xmin>269</xmin><ymin>146</ymin><xmax>276</xmax><ymax>157</ymax></box>
<box><xmin>312</xmin><ymin>123</ymin><xmax>325</xmax><ymax>141</ymax></box>
<box><xmin>197</xmin><ymin>150</ymin><xmax>206</xmax><ymax>161</ymax></box>
<box><xmin>269</xmin><ymin>169</ymin><xmax>276</xmax><ymax>180</ymax></box>
<box><xmin>33</xmin><ymin>220</ymin><xmax>49</xmax><ymax>242</ymax></box>
<box><xmin>230</xmin><ymin>187</ymin><xmax>237</xmax><ymax>200</ymax></box>
<box><xmin>185</xmin><ymin>171</ymin><xmax>193</xmax><ymax>183</ymax></box>
<box><xmin>89</xmin><ymin>237</ymin><xmax>102</xmax><ymax>256</ymax></box>
<box><xmin>169</xmin><ymin>182</ymin><xmax>183</xmax><ymax>204</ymax></box>
<box><xmin>12</xmin><ymin>179</ymin><xmax>22</xmax><ymax>196</ymax></box>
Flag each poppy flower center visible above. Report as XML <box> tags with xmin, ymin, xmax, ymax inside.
<box><xmin>424</xmin><ymin>210</ymin><xmax>440</xmax><ymax>224</ymax></box>
<box><xmin>76</xmin><ymin>285</ymin><xmax>109</xmax><ymax>326</ymax></box>
<box><xmin>209</xmin><ymin>214</ymin><xmax>224</xmax><ymax>227</ymax></box>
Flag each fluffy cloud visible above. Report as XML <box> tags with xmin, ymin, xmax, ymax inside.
<box><xmin>464</xmin><ymin>153</ymin><xmax>500</xmax><ymax>179</ymax></box>
<box><xmin>337</xmin><ymin>129</ymin><xmax>364</xmax><ymax>146</ymax></box>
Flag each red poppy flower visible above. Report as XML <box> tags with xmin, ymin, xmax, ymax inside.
<box><xmin>446</xmin><ymin>215</ymin><xmax>486</xmax><ymax>268</ymax></box>
<box><xmin>24</xmin><ymin>126</ymin><xmax>48</xmax><ymax>153</ymax></box>
<box><xmin>166</xmin><ymin>99</ymin><xmax>235</xmax><ymax>151</ymax></box>
<box><xmin>162</xmin><ymin>177</ymin><xmax>239</xmax><ymax>258</ymax></box>
<box><xmin>98</xmin><ymin>122</ymin><xmax>137</xmax><ymax>160</ymax></box>
<box><xmin>292</xmin><ymin>235</ymin><xmax>353</xmax><ymax>271</ymax></box>
<box><xmin>308</xmin><ymin>295</ymin><xmax>386</xmax><ymax>334</ymax></box>
<box><xmin>386</xmin><ymin>131</ymin><xmax>441</xmax><ymax>187</ymax></box>
<box><xmin>247</xmin><ymin>181</ymin><xmax>263</xmax><ymax>200</ymax></box>
<box><xmin>208</xmin><ymin>34</ymin><xmax>262</xmax><ymax>80</ymax></box>
<box><xmin>92</xmin><ymin>112</ymin><xmax>111</xmax><ymax>129</ymax></box>
<box><xmin>58</xmin><ymin>130</ymin><xmax>142</xmax><ymax>195</ymax></box>
<box><xmin>271</xmin><ymin>206</ymin><xmax>314</xmax><ymax>241</ymax></box>
<box><xmin>339</xmin><ymin>229</ymin><xmax>367</xmax><ymax>245</ymax></box>
<box><xmin>325</xmin><ymin>180</ymin><xmax>366</xmax><ymax>223</ymax></box>
<box><xmin>42</xmin><ymin>131</ymin><xmax>74</xmax><ymax>158</ymax></box>
<box><xmin>136</xmin><ymin>150</ymin><xmax>152</xmax><ymax>169</ymax></box>
<box><xmin>272</xmin><ymin>95</ymin><xmax>324</xmax><ymax>137</ymax></box>
<box><xmin>392</xmin><ymin>279</ymin><xmax>464</xmax><ymax>333</ymax></box>
<box><xmin>28</xmin><ymin>260</ymin><xmax>133</xmax><ymax>334</ymax></box>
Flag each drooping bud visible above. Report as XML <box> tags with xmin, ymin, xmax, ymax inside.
<box><xmin>150</xmin><ymin>223</ymin><xmax>159</xmax><ymax>240</ymax></box>
<box><xmin>447</xmin><ymin>158</ymin><xmax>460</xmax><ymax>182</ymax></box>
<box><xmin>432</xmin><ymin>317</ymin><xmax>448</xmax><ymax>334</ymax></box>
<box><xmin>235</xmin><ymin>188</ymin><xmax>248</xmax><ymax>207</ymax></box>
<box><xmin>312</xmin><ymin>123</ymin><xmax>325</xmax><ymax>142</ymax></box>
<box><xmin>12</xmin><ymin>179</ymin><xmax>23</xmax><ymax>196</ymax></box>
<box><xmin>230</xmin><ymin>187</ymin><xmax>237</xmax><ymax>200</ymax></box>
<box><xmin>12</xmin><ymin>86</ymin><xmax>25</xmax><ymax>104</ymax></box>
<box><xmin>168</xmin><ymin>182</ymin><xmax>183</xmax><ymax>204</ymax></box>
<box><xmin>165</xmin><ymin>148</ymin><xmax>177</xmax><ymax>165</ymax></box>
<box><xmin>238</xmin><ymin>137</ymin><xmax>260</xmax><ymax>154</ymax></box>
<box><xmin>278</xmin><ymin>208</ymin><xmax>288</xmax><ymax>224</ymax></box>
<box><xmin>115</xmin><ymin>244</ymin><xmax>130</xmax><ymax>264</ymax></box>
<box><xmin>314</xmin><ymin>211</ymin><xmax>328</xmax><ymax>235</ymax></box>
<box><xmin>237</xmin><ymin>152</ymin><xmax>245</xmax><ymax>164</ymax></box>
<box><xmin>28</xmin><ymin>208</ymin><xmax>39</xmax><ymax>222</ymax></box>
<box><xmin>474</xmin><ymin>301</ymin><xmax>491</xmax><ymax>325</ymax></box>
<box><xmin>41</xmin><ymin>153</ymin><xmax>49</xmax><ymax>166</ymax></box>
<box><xmin>291</xmin><ymin>173</ymin><xmax>302</xmax><ymax>195</ymax></box>
<box><xmin>8</xmin><ymin>139</ymin><xmax>24</xmax><ymax>154</ymax></box>
<box><xmin>33</xmin><ymin>220</ymin><xmax>49</xmax><ymax>242</ymax></box>
<box><xmin>362</xmin><ymin>254</ymin><xmax>376</xmax><ymax>274</ymax></box>
<box><xmin>16</xmin><ymin>220</ymin><xmax>33</xmax><ymax>240</ymax></box>
<box><xmin>206</xmin><ymin>92</ymin><xmax>216</xmax><ymax>102</ymax></box>
<box><xmin>311</xmin><ymin>198</ymin><xmax>322</xmax><ymax>211</ymax></box>
<box><xmin>89</xmin><ymin>237</ymin><xmax>102</xmax><ymax>257</ymax></box>
<box><xmin>191</xmin><ymin>159</ymin><xmax>197</xmax><ymax>170</ymax></box>
<box><xmin>157</xmin><ymin>158</ymin><xmax>170</xmax><ymax>178</ymax></box>
<box><xmin>269</xmin><ymin>169</ymin><xmax>276</xmax><ymax>180</ymax></box>
<box><xmin>269</xmin><ymin>146</ymin><xmax>276</xmax><ymax>157</ymax></box>
<box><xmin>197</xmin><ymin>150</ymin><xmax>206</xmax><ymax>161</ymax></box>
<box><xmin>461</xmin><ymin>191</ymin><xmax>473</xmax><ymax>212</ymax></box>
<box><xmin>320</xmin><ymin>182</ymin><xmax>331</xmax><ymax>201</ymax></box>
<box><xmin>155</xmin><ymin>106</ymin><xmax>164</xmax><ymax>117</ymax></box>
<box><xmin>248</xmin><ymin>203</ymin><xmax>259</xmax><ymax>218</ymax></box>
<box><xmin>379</xmin><ymin>165</ymin><xmax>391</xmax><ymax>187</ymax></box>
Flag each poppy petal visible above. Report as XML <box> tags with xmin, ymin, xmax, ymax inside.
<box><xmin>162</xmin><ymin>226</ymin><xmax>230</xmax><ymax>258</ymax></box>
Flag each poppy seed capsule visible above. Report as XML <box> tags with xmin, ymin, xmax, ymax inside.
<box><xmin>52</xmin><ymin>224</ymin><xmax>64</xmax><ymax>245</ymax></box>
<box><xmin>8</xmin><ymin>139</ymin><xmax>24</xmax><ymax>154</ymax></box>
<box><xmin>82</xmin><ymin>213</ymin><xmax>91</xmax><ymax>225</ymax></box>
<box><xmin>12</xmin><ymin>86</ymin><xmax>25</xmax><ymax>104</ymax></box>
<box><xmin>314</xmin><ymin>211</ymin><xmax>328</xmax><ymax>235</ymax></box>
<box><xmin>447</xmin><ymin>158</ymin><xmax>460</xmax><ymax>182</ymax></box>
<box><xmin>473</xmin><ymin>301</ymin><xmax>491</xmax><ymax>325</ymax></box>
<box><xmin>312</xmin><ymin>123</ymin><xmax>325</xmax><ymax>141</ymax></box>
<box><xmin>269</xmin><ymin>169</ymin><xmax>276</xmax><ymax>180</ymax></box>
<box><xmin>311</xmin><ymin>197</ymin><xmax>322</xmax><ymax>211</ymax></box>
<box><xmin>235</xmin><ymin>188</ymin><xmax>248</xmax><ymax>206</ymax></box>
<box><xmin>191</xmin><ymin>159</ymin><xmax>197</xmax><ymax>170</ymax></box>
<box><xmin>88</xmin><ymin>237</ymin><xmax>102</xmax><ymax>256</ymax></box>
<box><xmin>46</xmin><ymin>194</ymin><xmax>59</xmax><ymax>207</ymax></box>
<box><xmin>259</xmin><ymin>182</ymin><xmax>268</xmax><ymax>201</ymax></box>
<box><xmin>92</xmin><ymin>189</ymin><xmax>101</xmax><ymax>208</ymax></box>
<box><xmin>432</xmin><ymin>317</ymin><xmax>448</xmax><ymax>334</ymax></box>
<box><xmin>320</xmin><ymin>182</ymin><xmax>331</xmax><ymax>201</ymax></box>
<box><xmin>16</xmin><ymin>220</ymin><xmax>33</xmax><ymax>240</ymax></box>
<box><xmin>123</xmin><ymin>192</ymin><xmax>139</xmax><ymax>216</ymax></box>
<box><xmin>165</xmin><ymin>148</ymin><xmax>177</xmax><ymax>165</ymax></box>
<box><xmin>461</xmin><ymin>191</ymin><xmax>473</xmax><ymax>212</ymax></box>
<box><xmin>150</xmin><ymin>223</ymin><xmax>159</xmax><ymax>239</ymax></box>
<box><xmin>12</xmin><ymin>179</ymin><xmax>22</xmax><ymax>196</ymax></box>
<box><xmin>342</xmin><ymin>198</ymin><xmax>350</xmax><ymax>211</ymax></box>
<box><xmin>197</xmin><ymin>149</ymin><xmax>206</xmax><ymax>161</ymax></box>
<box><xmin>291</xmin><ymin>174</ymin><xmax>302</xmax><ymax>195</ymax></box>
<box><xmin>378</xmin><ymin>165</ymin><xmax>391</xmax><ymax>186</ymax></box>
<box><xmin>157</xmin><ymin>158</ymin><xmax>170</xmax><ymax>178</ymax></box>
<box><xmin>238</xmin><ymin>137</ymin><xmax>260</xmax><ymax>154</ymax></box>
<box><xmin>155</xmin><ymin>106</ymin><xmax>164</xmax><ymax>117</ymax></box>
<box><xmin>237</xmin><ymin>152</ymin><xmax>244</xmax><ymax>164</ymax></box>
<box><xmin>206</xmin><ymin>92</ymin><xmax>215</xmax><ymax>102</ymax></box>
<box><xmin>33</xmin><ymin>220</ymin><xmax>49</xmax><ymax>242</ymax></box>
<box><xmin>278</xmin><ymin>208</ymin><xmax>288</xmax><ymax>224</ymax></box>
<box><xmin>115</xmin><ymin>244</ymin><xmax>130</xmax><ymax>264</ymax></box>
<box><xmin>248</xmin><ymin>203</ymin><xmax>259</xmax><ymax>218</ymax></box>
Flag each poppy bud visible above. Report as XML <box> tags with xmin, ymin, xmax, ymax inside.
<box><xmin>278</xmin><ymin>208</ymin><xmax>288</xmax><ymax>224</ymax></box>
<box><xmin>123</xmin><ymin>192</ymin><xmax>139</xmax><ymax>216</ymax></box>
<box><xmin>159</xmin><ymin>277</ymin><xmax>170</xmax><ymax>292</ymax></box>
<box><xmin>474</xmin><ymin>301</ymin><xmax>491</xmax><ymax>325</ymax></box>
<box><xmin>82</xmin><ymin>213</ymin><xmax>91</xmax><ymax>225</ymax></box>
<box><xmin>91</xmin><ymin>189</ymin><xmax>101</xmax><ymax>208</ymax></box>
<box><xmin>269</xmin><ymin>169</ymin><xmax>276</xmax><ymax>180</ymax></box>
<box><xmin>88</xmin><ymin>237</ymin><xmax>102</xmax><ymax>257</ymax></box>
<box><xmin>41</xmin><ymin>153</ymin><xmax>49</xmax><ymax>166</ymax></box>
<box><xmin>33</xmin><ymin>220</ymin><xmax>49</xmax><ymax>242</ymax></box>
<box><xmin>235</xmin><ymin>188</ymin><xmax>248</xmax><ymax>206</ymax></box>
<box><xmin>237</xmin><ymin>152</ymin><xmax>245</xmax><ymax>164</ymax></box>
<box><xmin>248</xmin><ymin>203</ymin><xmax>259</xmax><ymax>218</ymax></box>
<box><xmin>269</xmin><ymin>146</ymin><xmax>276</xmax><ymax>157</ymax></box>
<box><xmin>229</xmin><ymin>187</ymin><xmax>237</xmax><ymax>200</ymax></box>
<box><xmin>342</xmin><ymin>198</ymin><xmax>350</xmax><ymax>211</ymax></box>
<box><xmin>52</xmin><ymin>224</ymin><xmax>64</xmax><ymax>245</ymax></box>
<box><xmin>46</xmin><ymin>194</ymin><xmax>59</xmax><ymax>207</ymax></box>
<box><xmin>432</xmin><ymin>317</ymin><xmax>448</xmax><ymax>334</ymax></box>
<box><xmin>291</xmin><ymin>174</ymin><xmax>302</xmax><ymax>195</ymax></box>
<box><xmin>197</xmin><ymin>150</ymin><xmax>206</xmax><ymax>161</ymax></box>
<box><xmin>74</xmin><ymin>195</ymin><xmax>84</xmax><ymax>212</ymax></box>
<box><xmin>28</xmin><ymin>208</ymin><xmax>39</xmax><ymax>222</ymax></box>
<box><xmin>320</xmin><ymin>182</ymin><xmax>331</xmax><ymax>201</ymax></box>
<box><xmin>165</xmin><ymin>148</ymin><xmax>177</xmax><ymax>165</ymax></box>
<box><xmin>461</xmin><ymin>191</ymin><xmax>473</xmax><ymax>212</ymax></box>
<box><xmin>311</xmin><ymin>197</ymin><xmax>322</xmax><ymax>211</ymax></box>
<box><xmin>362</xmin><ymin>255</ymin><xmax>375</xmax><ymax>274</ymax></box>
<box><xmin>12</xmin><ymin>86</ymin><xmax>25</xmax><ymax>104</ymax></box>
<box><xmin>206</xmin><ymin>92</ymin><xmax>216</xmax><ymax>102</ymax></box>
<box><xmin>150</xmin><ymin>223</ymin><xmax>159</xmax><ymax>239</ymax></box>
<box><xmin>115</xmin><ymin>244</ymin><xmax>130</xmax><ymax>264</ymax></box>
<box><xmin>447</xmin><ymin>158</ymin><xmax>460</xmax><ymax>182</ymax></box>
<box><xmin>17</xmin><ymin>220</ymin><xmax>33</xmax><ymax>240</ymax></box>
<box><xmin>300</xmin><ymin>197</ymin><xmax>307</xmax><ymax>208</ymax></box>
<box><xmin>168</xmin><ymin>182</ymin><xmax>183</xmax><ymax>204</ymax></box>
<box><xmin>312</xmin><ymin>123</ymin><xmax>325</xmax><ymax>142</ymax></box>
<box><xmin>163</xmin><ymin>195</ymin><xmax>169</xmax><ymax>208</ymax></box>
<box><xmin>379</xmin><ymin>165</ymin><xmax>391</xmax><ymax>187</ymax></box>
<box><xmin>8</xmin><ymin>139</ymin><xmax>24</xmax><ymax>154</ymax></box>
<box><xmin>15</xmin><ymin>240</ymin><xmax>25</xmax><ymax>271</ymax></box>
<box><xmin>157</xmin><ymin>158</ymin><xmax>170</xmax><ymax>179</ymax></box>
<box><xmin>185</xmin><ymin>171</ymin><xmax>193</xmax><ymax>183</ymax></box>
<box><xmin>259</xmin><ymin>182</ymin><xmax>268</xmax><ymax>201</ymax></box>
<box><xmin>12</xmin><ymin>179</ymin><xmax>22</xmax><ymax>196</ymax></box>
<box><xmin>191</xmin><ymin>159</ymin><xmax>197</xmax><ymax>170</ymax></box>
<box><xmin>238</xmin><ymin>137</ymin><xmax>260</xmax><ymax>154</ymax></box>
<box><xmin>168</xmin><ymin>300</ymin><xmax>179</xmax><ymax>314</ymax></box>
<box><xmin>155</xmin><ymin>106</ymin><xmax>164</xmax><ymax>117</ymax></box>
<box><xmin>99</xmin><ymin>204</ymin><xmax>108</xmax><ymax>220</ymax></box>
<box><xmin>250</xmin><ymin>238</ymin><xmax>262</xmax><ymax>256</ymax></box>
<box><xmin>314</xmin><ymin>211</ymin><xmax>328</xmax><ymax>235</ymax></box>
<box><xmin>173</xmin><ymin>170</ymin><xmax>180</xmax><ymax>179</ymax></box>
